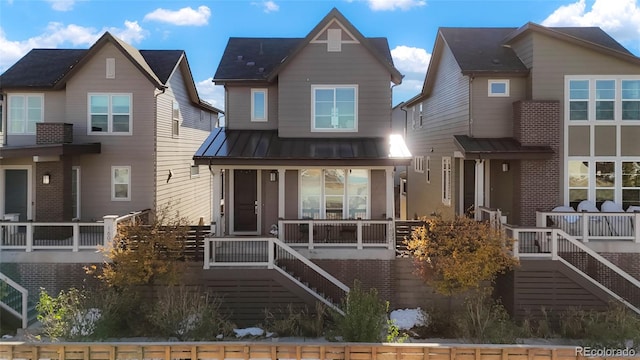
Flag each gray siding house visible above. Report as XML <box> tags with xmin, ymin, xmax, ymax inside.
<box><xmin>0</xmin><ymin>32</ymin><xmax>221</xmax><ymax>225</ymax></box>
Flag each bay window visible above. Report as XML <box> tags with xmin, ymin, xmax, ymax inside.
<box><xmin>89</xmin><ymin>93</ymin><xmax>131</xmax><ymax>134</ymax></box>
<box><xmin>312</xmin><ymin>85</ymin><xmax>357</xmax><ymax>131</ymax></box>
<box><xmin>8</xmin><ymin>94</ymin><xmax>43</xmax><ymax>134</ymax></box>
<box><xmin>300</xmin><ymin>169</ymin><xmax>369</xmax><ymax>219</ymax></box>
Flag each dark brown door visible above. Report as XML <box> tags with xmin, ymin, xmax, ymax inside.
<box><xmin>234</xmin><ymin>170</ymin><xmax>258</xmax><ymax>232</ymax></box>
<box><xmin>5</xmin><ymin>169</ymin><xmax>28</xmax><ymax>221</ymax></box>
<box><xmin>463</xmin><ymin>160</ymin><xmax>475</xmax><ymax>217</ymax></box>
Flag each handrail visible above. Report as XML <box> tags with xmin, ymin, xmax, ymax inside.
<box><xmin>536</xmin><ymin>210</ymin><xmax>640</xmax><ymax>243</ymax></box>
<box><xmin>0</xmin><ymin>271</ymin><xmax>29</xmax><ymax>328</ymax></box>
<box><xmin>278</xmin><ymin>219</ymin><xmax>393</xmax><ymax>250</ymax></box>
<box><xmin>508</xmin><ymin>225</ymin><xmax>640</xmax><ymax>314</ymax></box>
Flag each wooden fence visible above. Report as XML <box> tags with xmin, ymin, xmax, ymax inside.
<box><xmin>0</xmin><ymin>342</ymin><xmax>626</xmax><ymax>360</ymax></box>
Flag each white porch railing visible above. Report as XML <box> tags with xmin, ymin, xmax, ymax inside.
<box><xmin>277</xmin><ymin>219</ymin><xmax>394</xmax><ymax>250</ymax></box>
<box><xmin>506</xmin><ymin>226</ymin><xmax>640</xmax><ymax>314</ymax></box>
<box><xmin>537</xmin><ymin>211</ymin><xmax>640</xmax><ymax>243</ymax></box>
<box><xmin>477</xmin><ymin>207</ymin><xmax>504</xmax><ymax>229</ymax></box>
<box><xmin>0</xmin><ymin>272</ymin><xmax>29</xmax><ymax>329</ymax></box>
<box><xmin>203</xmin><ymin>237</ymin><xmax>349</xmax><ymax>315</ymax></box>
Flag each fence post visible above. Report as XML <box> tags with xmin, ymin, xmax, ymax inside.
<box><xmin>268</xmin><ymin>238</ymin><xmax>274</xmax><ymax>270</ymax></box>
<box><xmin>387</xmin><ymin>220</ymin><xmax>394</xmax><ymax>250</ymax></box>
<box><xmin>536</xmin><ymin>211</ymin><xmax>544</xmax><ymax>228</ymax></box>
<box><xmin>102</xmin><ymin>215</ymin><xmax>118</xmax><ymax>248</ymax></box>
<box><xmin>203</xmin><ymin>238</ymin><xmax>210</xmax><ymax>269</ymax></box>
<box><xmin>511</xmin><ymin>228</ymin><xmax>519</xmax><ymax>258</ymax></box>
<box><xmin>551</xmin><ymin>229</ymin><xmax>558</xmax><ymax>260</ymax></box>
<box><xmin>635</xmin><ymin>213</ymin><xmax>640</xmax><ymax>244</ymax></box>
<box><xmin>357</xmin><ymin>221</ymin><xmax>363</xmax><ymax>250</ymax></box>
<box><xmin>72</xmin><ymin>222</ymin><xmax>80</xmax><ymax>252</ymax></box>
<box><xmin>26</xmin><ymin>223</ymin><xmax>33</xmax><ymax>252</ymax></box>
<box><xmin>581</xmin><ymin>212</ymin><xmax>589</xmax><ymax>243</ymax></box>
<box><xmin>308</xmin><ymin>220</ymin><xmax>314</xmax><ymax>250</ymax></box>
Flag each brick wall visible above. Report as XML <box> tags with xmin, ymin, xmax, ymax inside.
<box><xmin>0</xmin><ymin>263</ymin><xmax>100</xmax><ymax>297</ymax></box>
<box><xmin>35</xmin><ymin>156</ymin><xmax>72</xmax><ymax>221</ymax></box>
<box><xmin>513</xmin><ymin>100</ymin><xmax>561</xmax><ymax>226</ymax></box>
<box><xmin>311</xmin><ymin>259</ymin><xmax>393</xmax><ymax>305</ymax></box>
<box><xmin>36</xmin><ymin>123</ymin><xmax>73</xmax><ymax>145</ymax></box>
<box><xmin>600</xmin><ymin>253</ymin><xmax>640</xmax><ymax>281</ymax></box>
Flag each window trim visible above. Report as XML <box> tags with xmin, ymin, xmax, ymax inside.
<box><xmin>172</xmin><ymin>100</ymin><xmax>180</xmax><ymax>137</ymax></box>
<box><xmin>190</xmin><ymin>164</ymin><xmax>200</xmax><ymax>178</ymax></box>
<box><xmin>426</xmin><ymin>156</ymin><xmax>431</xmax><ymax>183</ymax></box>
<box><xmin>565</xmin><ymin>76</ymin><xmax>640</xmax><ymax>123</ymax></box>
<box><xmin>111</xmin><ymin>166</ymin><xmax>131</xmax><ymax>201</ymax></box>
<box><xmin>7</xmin><ymin>93</ymin><xmax>44</xmax><ymax>135</ymax></box>
<box><xmin>251</xmin><ymin>88</ymin><xmax>268</xmax><ymax>122</ymax></box>
<box><xmin>442</xmin><ymin>157</ymin><xmax>452</xmax><ymax>206</ymax></box>
<box><xmin>311</xmin><ymin>85</ymin><xmax>358</xmax><ymax>132</ymax></box>
<box><xmin>87</xmin><ymin>93</ymin><xmax>133</xmax><ymax>135</ymax></box>
<box><xmin>414</xmin><ymin>156</ymin><xmax>424</xmax><ymax>173</ymax></box>
<box><xmin>488</xmin><ymin>80</ymin><xmax>510</xmax><ymax>97</ymax></box>
<box><xmin>298</xmin><ymin>168</ymin><xmax>370</xmax><ymax>219</ymax></box>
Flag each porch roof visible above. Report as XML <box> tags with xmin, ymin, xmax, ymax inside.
<box><xmin>194</xmin><ymin>128</ymin><xmax>412</xmax><ymax>166</ymax></box>
<box><xmin>0</xmin><ymin>143</ymin><xmax>101</xmax><ymax>159</ymax></box>
<box><xmin>453</xmin><ymin>135</ymin><xmax>554</xmax><ymax>160</ymax></box>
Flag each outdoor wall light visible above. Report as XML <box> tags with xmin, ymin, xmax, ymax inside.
<box><xmin>42</xmin><ymin>173</ymin><xmax>51</xmax><ymax>184</ymax></box>
<box><xmin>269</xmin><ymin>170</ymin><xmax>277</xmax><ymax>182</ymax></box>
<box><xmin>502</xmin><ymin>162</ymin><xmax>510</xmax><ymax>172</ymax></box>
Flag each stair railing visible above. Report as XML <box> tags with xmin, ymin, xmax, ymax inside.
<box><xmin>0</xmin><ymin>272</ymin><xmax>28</xmax><ymax>328</ymax></box>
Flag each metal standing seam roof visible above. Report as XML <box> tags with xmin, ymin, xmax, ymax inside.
<box><xmin>194</xmin><ymin>128</ymin><xmax>411</xmax><ymax>166</ymax></box>
<box><xmin>453</xmin><ymin>135</ymin><xmax>554</xmax><ymax>160</ymax></box>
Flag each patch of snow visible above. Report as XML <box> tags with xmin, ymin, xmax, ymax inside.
<box><xmin>1</xmin><ymin>334</ymin><xmax>13</xmax><ymax>339</ymax></box>
<box><xmin>390</xmin><ymin>308</ymin><xmax>426</xmax><ymax>330</ymax></box>
<box><xmin>70</xmin><ymin>308</ymin><xmax>101</xmax><ymax>337</ymax></box>
<box><xmin>234</xmin><ymin>327</ymin><xmax>264</xmax><ymax>337</ymax></box>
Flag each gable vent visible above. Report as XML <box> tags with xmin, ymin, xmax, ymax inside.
<box><xmin>106</xmin><ymin>58</ymin><xmax>115</xmax><ymax>79</ymax></box>
<box><xmin>327</xmin><ymin>28</ymin><xmax>342</xmax><ymax>52</ymax></box>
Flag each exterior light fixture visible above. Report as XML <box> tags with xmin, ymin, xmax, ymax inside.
<box><xmin>502</xmin><ymin>162</ymin><xmax>510</xmax><ymax>172</ymax></box>
<box><xmin>270</xmin><ymin>170</ymin><xmax>277</xmax><ymax>182</ymax></box>
<box><xmin>43</xmin><ymin>173</ymin><xmax>51</xmax><ymax>184</ymax></box>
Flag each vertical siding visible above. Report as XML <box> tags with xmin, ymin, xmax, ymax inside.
<box><xmin>278</xmin><ymin>43</ymin><xmax>392</xmax><ymax>138</ymax></box>
<box><xmin>155</xmin><ymin>63</ymin><xmax>215</xmax><ymax>224</ymax></box>
<box><xmin>226</xmin><ymin>84</ymin><xmax>278</xmax><ymax>130</ymax></box>
<box><xmin>66</xmin><ymin>43</ymin><xmax>156</xmax><ymax>220</ymax></box>
<box><xmin>406</xmin><ymin>44</ymin><xmax>469</xmax><ymax>219</ymax></box>
<box><xmin>471</xmin><ymin>77</ymin><xmax>527</xmax><ymax>138</ymax></box>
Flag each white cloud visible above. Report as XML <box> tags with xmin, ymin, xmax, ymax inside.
<box><xmin>46</xmin><ymin>0</ymin><xmax>75</xmax><ymax>11</ymax></box>
<box><xmin>144</xmin><ymin>6</ymin><xmax>211</xmax><ymax>26</ymax></box>
<box><xmin>542</xmin><ymin>0</ymin><xmax>640</xmax><ymax>48</ymax></box>
<box><xmin>367</xmin><ymin>0</ymin><xmax>426</xmax><ymax>11</ymax></box>
<box><xmin>0</xmin><ymin>21</ymin><xmax>147</xmax><ymax>71</ymax></box>
<box><xmin>196</xmin><ymin>78</ymin><xmax>225</xmax><ymax>110</ymax></box>
<box><xmin>251</xmin><ymin>1</ymin><xmax>280</xmax><ymax>13</ymax></box>
<box><xmin>391</xmin><ymin>45</ymin><xmax>431</xmax><ymax>74</ymax></box>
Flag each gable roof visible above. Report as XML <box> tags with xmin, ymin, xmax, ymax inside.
<box><xmin>0</xmin><ymin>32</ymin><xmax>222</xmax><ymax>113</ymax></box>
<box><xmin>213</xmin><ymin>8</ymin><xmax>402</xmax><ymax>84</ymax></box>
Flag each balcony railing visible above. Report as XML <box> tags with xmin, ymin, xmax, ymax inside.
<box><xmin>278</xmin><ymin>219</ymin><xmax>394</xmax><ymax>250</ymax></box>
<box><xmin>536</xmin><ymin>211</ymin><xmax>640</xmax><ymax>243</ymax></box>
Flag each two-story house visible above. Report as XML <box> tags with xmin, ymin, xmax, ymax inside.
<box><xmin>403</xmin><ymin>23</ymin><xmax>640</xmax><ymax>317</ymax></box>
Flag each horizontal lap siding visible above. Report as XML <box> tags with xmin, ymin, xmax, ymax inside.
<box><xmin>471</xmin><ymin>77</ymin><xmax>527</xmax><ymax>138</ymax></box>
<box><xmin>66</xmin><ymin>43</ymin><xmax>155</xmax><ymax>220</ymax></box>
<box><xmin>226</xmin><ymin>84</ymin><xmax>278</xmax><ymax>130</ymax></box>
<box><xmin>406</xmin><ymin>44</ymin><xmax>469</xmax><ymax>219</ymax></box>
<box><xmin>156</xmin><ymin>65</ymin><xmax>214</xmax><ymax>224</ymax></box>
<box><xmin>278</xmin><ymin>43</ymin><xmax>391</xmax><ymax>138</ymax></box>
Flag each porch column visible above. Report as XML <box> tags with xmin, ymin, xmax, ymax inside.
<box><xmin>278</xmin><ymin>168</ymin><xmax>286</xmax><ymax>219</ymax></box>
<box><xmin>474</xmin><ymin>159</ymin><xmax>485</xmax><ymax>220</ymax></box>
<box><xmin>211</xmin><ymin>166</ymin><xmax>222</xmax><ymax>236</ymax></box>
<box><xmin>386</xmin><ymin>167</ymin><xmax>394</xmax><ymax>219</ymax></box>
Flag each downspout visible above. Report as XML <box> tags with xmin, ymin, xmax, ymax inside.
<box><xmin>400</xmin><ymin>105</ymin><xmax>409</xmax><ymax>220</ymax></box>
<box><xmin>390</xmin><ymin>79</ymin><xmax>403</xmax><ymax>129</ymax></box>
<box><xmin>153</xmin><ymin>87</ymin><xmax>166</xmax><ymax>218</ymax></box>
<box><xmin>468</xmin><ymin>75</ymin><xmax>474</xmax><ymax>137</ymax></box>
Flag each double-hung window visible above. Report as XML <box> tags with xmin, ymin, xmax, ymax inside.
<box><xmin>300</xmin><ymin>169</ymin><xmax>369</xmax><ymax>219</ymax></box>
<box><xmin>595</xmin><ymin>80</ymin><xmax>615</xmax><ymax>120</ymax></box>
<box><xmin>112</xmin><ymin>166</ymin><xmax>131</xmax><ymax>201</ymax></box>
<box><xmin>622</xmin><ymin>80</ymin><xmax>640</xmax><ymax>120</ymax></box>
<box><xmin>569</xmin><ymin>80</ymin><xmax>589</xmax><ymax>120</ymax></box>
<box><xmin>442</xmin><ymin>157</ymin><xmax>451</xmax><ymax>206</ymax></box>
<box><xmin>251</xmin><ymin>89</ymin><xmax>267</xmax><ymax>122</ymax></box>
<box><xmin>312</xmin><ymin>85</ymin><xmax>357</xmax><ymax>131</ymax></box>
<box><xmin>89</xmin><ymin>93</ymin><xmax>131</xmax><ymax>134</ymax></box>
<box><xmin>8</xmin><ymin>94</ymin><xmax>43</xmax><ymax>134</ymax></box>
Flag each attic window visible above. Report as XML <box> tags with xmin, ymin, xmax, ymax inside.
<box><xmin>488</xmin><ymin>79</ymin><xmax>509</xmax><ymax>97</ymax></box>
<box><xmin>327</xmin><ymin>29</ymin><xmax>342</xmax><ymax>52</ymax></box>
<box><xmin>106</xmin><ymin>58</ymin><xmax>115</xmax><ymax>79</ymax></box>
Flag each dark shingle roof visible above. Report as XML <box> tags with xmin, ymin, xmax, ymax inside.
<box><xmin>439</xmin><ymin>28</ymin><xmax>528</xmax><ymax>74</ymax></box>
<box><xmin>0</xmin><ymin>48</ymin><xmax>184</xmax><ymax>89</ymax></box>
<box><xmin>551</xmin><ymin>27</ymin><xmax>633</xmax><ymax>55</ymax></box>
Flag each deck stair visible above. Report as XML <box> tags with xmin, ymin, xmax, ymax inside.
<box><xmin>394</xmin><ymin>220</ymin><xmax>425</xmax><ymax>256</ymax></box>
<box><xmin>0</xmin><ymin>271</ymin><xmax>37</xmax><ymax>329</ymax></box>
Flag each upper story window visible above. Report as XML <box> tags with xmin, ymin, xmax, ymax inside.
<box><xmin>488</xmin><ymin>80</ymin><xmax>509</xmax><ymax>97</ymax></box>
<box><xmin>251</xmin><ymin>89</ymin><xmax>267</xmax><ymax>122</ymax></box>
<box><xmin>418</xmin><ymin>103</ymin><xmax>424</xmax><ymax>127</ymax></box>
<box><xmin>442</xmin><ymin>157</ymin><xmax>452</xmax><ymax>206</ymax></box>
<box><xmin>88</xmin><ymin>93</ymin><xmax>131</xmax><ymax>135</ymax></box>
<box><xmin>567</xmin><ymin>77</ymin><xmax>640</xmax><ymax>121</ymax></box>
<box><xmin>172</xmin><ymin>101</ymin><xmax>180</xmax><ymax>137</ymax></box>
<box><xmin>112</xmin><ymin>166</ymin><xmax>131</xmax><ymax>201</ymax></box>
<box><xmin>312</xmin><ymin>85</ymin><xmax>357</xmax><ymax>132</ymax></box>
<box><xmin>7</xmin><ymin>94</ymin><xmax>43</xmax><ymax>134</ymax></box>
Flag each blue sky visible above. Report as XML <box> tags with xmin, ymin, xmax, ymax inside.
<box><xmin>1</xmin><ymin>0</ymin><xmax>640</xmax><ymax>109</ymax></box>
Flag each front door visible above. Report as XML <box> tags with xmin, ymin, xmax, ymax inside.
<box><xmin>4</xmin><ymin>169</ymin><xmax>28</xmax><ymax>221</ymax></box>
<box><xmin>233</xmin><ymin>170</ymin><xmax>258</xmax><ymax>233</ymax></box>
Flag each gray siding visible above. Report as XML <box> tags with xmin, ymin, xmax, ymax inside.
<box><xmin>155</xmin><ymin>63</ymin><xmax>215</xmax><ymax>224</ymax></box>
<box><xmin>5</xmin><ymin>91</ymin><xmax>65</xmax><ymax>147</ymax></box>
<box><xmin>471</xmin><ymin>77</ymin><xmax>527</xmax><ymax>138</ymax></box>
<box><xmin>406</xmin><ymin>44</ymin><xmax>469</xmax><ymax>219</ymax></box>
<box><xmin>226</xmin><ymin>84</ymin><xmax>278</xmax><ymax>130</ymax></box>
<box><xmin>278</xmin><ymin>43</ymin><xmax>392</xmax><ymax>138</ymax></box>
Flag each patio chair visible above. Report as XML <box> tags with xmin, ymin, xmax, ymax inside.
<box><xmin>576</xmin><ymin>200</ymin><xmax>606</xmax><ymax>237</ymax></box>
<box><xmin>550</xmin><ymin>206</ymin><xmax>580</xmax><ymax>236</ymax></box>
<box><xmin>600</xmin><ymin>200</ymin><xmax>630</xmax><ymax>237</ymax></box>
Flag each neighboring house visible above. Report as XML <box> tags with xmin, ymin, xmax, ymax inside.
<box><xmin>403</xmin><ymin>23</ymin><xmax>640</xmax><ymax>317</ymax></box>
<box><xmin>0</xmin><ymin>32</ymin><xmax>221</xmax><ymax>225</ymax></box>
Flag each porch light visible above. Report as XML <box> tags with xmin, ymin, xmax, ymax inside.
<box><xmin>502</xmin><ymin>162</ymin><xmax>510</xmax><ymax>172</ymax></box>
<box><xmin>42</xmin><ymin>173</ymin><xmax>51</xmax><ymax>184</ymax></box>
<box><xmin>269</xmin><ymin>170</ymin><xmax>277</xmax><ymax>182</ymax></box>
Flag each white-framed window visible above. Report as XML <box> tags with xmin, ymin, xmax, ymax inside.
<box><xmin>299</xmin><ymin>168</ymin><xmax>369</xmax><ymax>219</ymax></box>
<box><xmin>595</xmin><ymin>79</ymin><xmax>615</xmax><ymax>120</ymax></box>
<box><xmin>426</xmin><ymin>156</ymin><xmax>431</xmax><ymax>183</ymax></box>
<box><xmin>311</xmin><ymin>85</ymin><xmax>357</xmax><ymax>131</ymax></box>
<box><xmin>567</xmin><ymin>76</ymin><xmax>640</xmax><ymax>122</ymax></box>
<box><xmin>622</xmin><ymin>80</ymin><xmax>640</xmax><ymax>120</ymax></box>
<box><xmin>190</xmin><ymin>165</ymin><xmax>200</xmax><ymax>178</ymax></box>
<box><xmin>442</xmin><ymin>157</ymin><xmax>452</xmax><ymax>206</ymax></box>
<box><xmin>88</xmin><ymin>93</ymin><xmax>132</xmax><ymax>134</ymax></box>
<box><xmin>419</xmin><ymin>103</ymin><xmax>424</xmax><ymax>127</ymax></box>
<box><xmin>172</xmin><ymin>101</ymin><xmax>180</xmax><ymax>137</ymax></box>
<box><xmin>111</xmin><ymin>166</ymin><xmax>131</xmax><ymax>201</ymax></box>
<box><xmin>7</xmin><ymin>94</ymin><xmax>43</xmax><ymax>134</ymax></box>
<box><xmin>488</xmin><ymin>80</ymin><xmax>509</xmax><ymax>97</ymax></box>
<box><xmin>71</xmin><ymin>167</ymin><xmax>81</xmax><ymax>220</ymax></box>
<box><xmin>251</xmin><ymin>89</ymin><xmax>268</xmax><ymax>122</ymax></box>
<box><xmin>567</xmin><ymin>160</ymin><xmax>640</xmax><ymax>209</ymax></box>
<box><xmin>414</xmin><ymin>156</ymin><xmax>424</xmax><ymax>173</ymax></box>
<box><xmin>622</xmin><ymin>161</ymin><xmax>640</xmax><ymax>209</ymax></box>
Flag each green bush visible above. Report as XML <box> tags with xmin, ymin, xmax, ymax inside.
<box><xmin>262</xmin><ymin>302</ymin><xmax>328</xmax><ymax>338</ymax></box>
<box><xmin>85</xmin><ymin>287</ymin><xmax>147</xmax><ymax>339</ymax></box>
<box><xmin>36</xmin><ymin>288</ymin><xmax>90</xmax><ymax>340</ymax></box>
<box><xmin>332</xmin><ymin>281</ymin><xmax>388</xmax><ymax>342</ymax></box>
<box><xmin>559</xmin><ymin>303</ymin><xmax>640</xmax><ymax>348</ymax></box>
<box><xmin>454</xmin><ymin>291</ymin><xmax>519</xmax><ymax>344</ymax></box>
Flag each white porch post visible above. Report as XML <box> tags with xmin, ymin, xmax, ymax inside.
<box><xmin>385</xmin><ymin>168</ymin><xmax>394</xmax><ymax>220</ymax></box>
<box><xmin>211</xmin><ymin>167</ymin><xmax>222</xmax><ymax>236</ymax></box>
<box><xmin>278</xmin><ymin>168</ymin><xmax>286</xmax><ymax>219</ymax></box>
<box><xmin>474</xmin><ymin>159</ymin><xmax>485</xmax><ymax>220</ymax></box>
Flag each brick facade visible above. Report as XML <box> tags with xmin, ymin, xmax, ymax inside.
<box><xmin>36</xmin><ymin>123</ymin><xmax>73</xmax><ymax>145</ymax></box>
<box><xmin>513</xmin><ymin>100</ymin><xmax>561</xmax><ymax>226</ymax></box>
<box><xmin>35</xmin><ymin>156</ymin><xmax>72</xmax><ymax>222</ymax></box>
<box><xmin>0</xmin><ymin>263</ymin><xmax>99</xmax><ymax>297</ymax></box>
